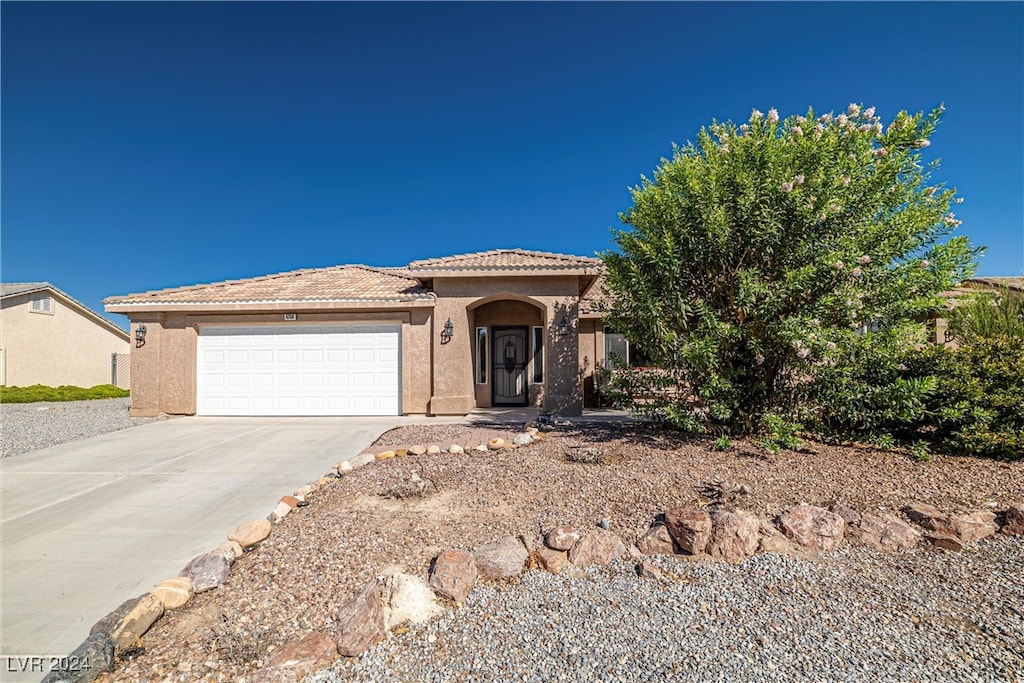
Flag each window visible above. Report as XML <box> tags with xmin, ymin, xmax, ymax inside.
<box><xmin>476</xmin><ymin>327</ymin><xmax>488</xmax><ymax>384</ymax></box>
<box><xmin>603</xmin><ymin>328</ymin><xmax>651</xmax><ymax>368</ymax></box>
<box><xmin>531</xmin><ymin>326</ymin><xmax>544</xmax><ymax>383</ymax></box>
<box><xmin>30</xmin><ymin>294</ymin><xmax>54</xmax><ymax>315</ymax></box>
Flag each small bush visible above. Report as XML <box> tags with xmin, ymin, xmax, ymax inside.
<box><xmin>0</xmin><ymin>384</ymin><xmax>129</xmax><ymax>403</ymax></box>
<box><xmin>930</xmin><ymin>335</ymin><xmax>1024</xmax><ymax>459</ymax></box>
<box><xmin>948</xmin><ymin>285</ymin><xmax>1024</xmax><ymax>344</ymax></box>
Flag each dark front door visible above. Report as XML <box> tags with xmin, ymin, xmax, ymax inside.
<box><xmin>492</xmin><ymin>326</ymin><xmax>528</xmax><ymax>406</ymax></box>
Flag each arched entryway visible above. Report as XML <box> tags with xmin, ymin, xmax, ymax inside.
<box><xmin>468</xmin><ymin>295</ymin><xmax>546</xmax><ymax>408</ymax></box>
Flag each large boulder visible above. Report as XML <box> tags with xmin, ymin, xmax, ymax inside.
<box><xmin>951</xmin><ymin>510</ymin><xmax>998</xmax><ymax>542</ymax></box>
<box><xmin>228</xmin><ymin>519</ymin><xmax>272</xmax><ymax>548</ymax></box>
<box><xmin>902</xmin><ymin>503</ymin><xmax>958</xmax><ymax>536</ymax></box>
<box><xmin>777</xmin><ymin>504</ymin><xmax>846</xmax><ymax>551</ymax></box>
<box><xmin>151</xmin><ymin>577</ymin><xmax>194</xmax><ymax>610</ymax></box>
<box><xmin>179</xmin><ymin>549</ymin><xmax>232</xmax><ymax>593</ymax></box>
<box><xmin>474</xmin><ymin>537</ymin><xmax>528</xmax><ymax>580</ymax></box>
<box><xmin>856</xmin><ymin>513</ymin><xmax>922</xmax><ymax>552</ymax></box>
<box><xmin>41</xmin><ymin>633</ymin><xmax>114</xmax><ymax>683</ymax></box>
<box><xmin>637</xmin><ymin>524</ymin><xmax>678</xmax><ymax>556</ymax></box>
<box><xmin>429</xmin><ymin>550</ymin><xmax>477</xmax><ymax>603</ymax></box>
<box><xmin>534</xmin><ymin>547</ymin><xmax>571</xmax><ymax>575</ymax></box>
<box><xmin>757</xmin><ymin>520</ymin><xmax>795</xmax><ymax>554</ymax></box>
<box><xmin>1001</xmin><ymin>502</ymin><xmax>1024</xmax><ymax>535</ymax></box>
<box><xmin>567</xmin><ymin>530</ymin><xmax>627</xmax><ymax>567</ymax></box>
<box><xmin>380</xmin><ymin>572</ymin><xmax>442</xmax><ymax>630</ymax></box>
<box><xmin>544</xmin><ymin>525</ymin><xmax>581</xmax><ymax>551</ymax></box>
<box><xmin>335</xmin><ymin>581</ymin><xmax>386</xmax><ymax>657</ymax></box>
<box><xmin>110</xmin><ymin>593</ymin><xmax>164</xmax><ymax>649</ymax></box>
<box><xmin>706</xmin><ymin>510</ymin><xmax>760</xmax><ymax>563</ymax></box>
<box><xmin>250</xmin><ymin>631</ymin><xmax>339</xmax><ymax>683</ymax></box>
<box><xmin>664</xmin><ymin>507</ymin><xmax>712</xmax><ymax>555</ymax></box>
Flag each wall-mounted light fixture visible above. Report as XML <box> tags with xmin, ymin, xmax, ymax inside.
<box><xmin>135</xmin><ymin>324</ymin><xmax>147</xmax><ymax>348</ymax></box>
<box><xmin>556</xmin><ymin>315</ymin><xmax>571</xmax><ymax>336</ymax></box>
<box><xmin>943</xmin><ymin>328</ymin><xmax>955</xmax><ymax>344</ymax></box>
<box><xmin>440</xmin><ymin>318</ymin><xmax>454</xmax><ymax>345</ymax></box>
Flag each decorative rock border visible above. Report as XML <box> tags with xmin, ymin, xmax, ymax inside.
<box><xmin>40</xmin><ymin>423</ymin><xmax>1021</xmax><ymax>683</ymax></box>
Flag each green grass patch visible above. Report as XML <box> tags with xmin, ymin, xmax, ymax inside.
<box><xmin>0</xmin><ymin>384</ymin><xmax>130</xmax><ymax>403</ymax></box>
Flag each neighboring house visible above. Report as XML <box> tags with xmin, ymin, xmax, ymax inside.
<box><xmin>932</xmin><ymin>276</ymin><xmax>1024</xmax><ymax>345</ymax></box>
<box><xmin>105</xmin><ymin>250</ymin><xmax>626</xmax><ymax>418</ymax></box>
<box><xmin>1</xmin><ymin>282</ymin><xmax>131</xmax><ymax>388</ymax></box>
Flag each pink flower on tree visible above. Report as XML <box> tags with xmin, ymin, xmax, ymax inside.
<box><xmin>768</xmin><ymin>108</ymin><xmax>779</xmax><ymax>123</ymax></box>
<box><xmin>841</xmin><ymin>176</ymin><xmax>851</xmax><ymax>187</ymax></box>
<box><xmin>852</xmin><ymin>267</ymin><xmax>863</xmax><ymax>277</ymax></box>
<box><xmin>921</xmin><ymin>260</ymin><xmax>931</xmax><ymax>268</ymax></box>
<box><xmin>847</xmin><ymin>103</ymin><xmax>860</xmax><ymax>116</ymax></box>
<box><xmin>781</xmin><ymin>182</ymin><xmax>794</xmax><ymax>193</ymax></box>
<box><xmin>794</xmin><ymin>174</ymin><xmax>805</xmax><ymax>185</ymax></box>
<box><xmin>873</xmin><ymin>148</ymin><xmax>887</xmax><ymax>157</ymax></box>
<box><xmin>793</xmin><ymin>126</ymin><xmax>804</xmax><ymax>137</ymax></box>
<box><xmin>751</xmin><ymin>109</ymin><xmax>764</xmax><ymax>120</ymax></box>
<box><xmin>826</xmin><ymin>341</ymin><xmax>837</xmax><ymax>351</ymax></box>
<box><xmin>834</xmin><ymin>260</ymin><xmax>845</xmax><ymax>270</ymax></box>
<box><xmin>857</xmin><ymin>254</ymin><xmax>871</xmax><ymax>264</ymax></box>
<box><xmin>863</xmin><ymin>107</ymin><xmax>876</xmax><ymax>118</ymax></box>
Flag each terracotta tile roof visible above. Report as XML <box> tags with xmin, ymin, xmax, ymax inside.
<box><xmin>104</xmin><ymin>265</ymin><xmax>434</xmax><ymax>306</ymax></box>
<box><xmin>579</xmin><ymin>275</ymin><xmax>612</xmax><ymax>315</ymax></box>
<box><xmin>408</xmin><ymin>249</ymin><xmax>600</xmax><ymax>272</ymax></box>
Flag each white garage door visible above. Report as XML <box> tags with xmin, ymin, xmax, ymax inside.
<box><xmin>196</xmin><ymin>325</ymin><xmax>401</xmax><ymax>416</ymax></box>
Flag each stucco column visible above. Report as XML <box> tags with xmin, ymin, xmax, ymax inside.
<box><xmin>428</xmin><ymin>298</ymin><xmax>475</xmax><ymax>415</ymax></box>
<box><xmin>544</xmin><ymin>298</ymin><xmax>582</xmax><ymax>416</ymax></box>
<box><xmin>128</xmin><ymin>315</ymin><xmax>162</xmax><ymax>417</ymax></box>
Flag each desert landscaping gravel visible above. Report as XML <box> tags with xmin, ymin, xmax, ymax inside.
<box><xmin>107</xmin><ymin>422</ymin><xmax>1023</xmax><ymax>682</ymax></box>
<box><xmin>0</xmin><ymin>398</ymin><xmax>167</xmax><ymax>458</ymax></box>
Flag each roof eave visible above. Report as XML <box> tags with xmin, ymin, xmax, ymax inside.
<box><xmin>407</xmin><ymin>267</ymin><xmax>599</xmax><ymax>278</ymax></box>
<box><xmin>104</xmin><ymin>298</ymin><xmax>436</xmax><ymax>314</ymax></box>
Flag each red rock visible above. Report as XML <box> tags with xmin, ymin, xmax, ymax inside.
<box><xmin>1001</xmin><ymin>502</ymin><xmax>1024</xmax><ymax>535</ymax></box>
<box><xmin>544</xmin><ymin>525</ymin><xmax>581</xmax><ymax>551</ymax></box>
<box><xmin>474</xmin><ymin>537</ymin><xmax>528</xmax><ymax>580</ymax></box>
<box><xmin>664</xmin><ymin>507</ymin><xmax>712</xmax><ymax>555</ymax></box>
<box><xmin>534</xmin><ymin>547</ymin><xmax>570</xmax><ymax>575</ymax></box>
<box><xmin>335</xmin><ymin>581</ymin><xmax>386</xmax><ymax>657</ymax></box>
<box><xmin>568</xmin><ymin>530</ymin><xmax>627</xmax><ymax>567</ymax></box>
<box><xmin>827</xmin><ymin>501</ymin><xmax>861</xmax><ymax>525</ymax></box>
<box><xmin>706</xmin><ymin>510</ymin><xmax>760</xmax><ymax>563</ymax></box>
<box><xmin>857</xmin><ymin>513</ymin><xmax>922</xmax><ymax>552</ymax></box>
<box><xmin>280</xmin><ymin>495</ymin><xmax>300</xmax><ymax>509</ymax></box>
<box><xmin>951</xmin><ymin>510</ymin><xmax>997</xmax><ymax>542</ymax></box>
<box><xmin>637</xmin><ymin>524</ymin><xmax>678</xmax><ymax>555</ymax></box>
<box><xmin>757</xmin><ymin>521</ymin><xmax>794</xmax><ymax>554</ymax></box>
<box><xmin>924</xmin><ymin>532</ymin><xmax>964</xmax><ymax>552</ymax></box>
<box><xmin>636</xmin><ymin>559</ymin><xmax>665</xmax><ymax>580</ymax></box>
<box><xmin>429</xmin><ymin>549</ymin><xmax>477</xmax><ymax>603</ymax></box>
<box><xmin>252</xmin><ymin>631</ymin><xmax>338</xmax><ymax>682</ymax></box>
<box><xmin>902</xmin><ymin>503</ymin><xmax>957</xmax><ymax>536</ymax></box>
<box><xmin>777</xmin><ymin>505</ymin><xmax>846</xmax><ymax>552</ymax></box>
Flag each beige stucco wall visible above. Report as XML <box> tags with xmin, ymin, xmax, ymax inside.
<box><xmin>0</xmin><ymin>292</ymin><xmax>130</xmax><ymax>387</ymax></box>
<box><xmin>429</xmin><ymin>275</ymin><xmax>582</xmax><ymax>416</ymax></box>
<box><xmin>124</xmin><ymin>309</ymin><xmax>432</xmax><ymax>417</ymax></box>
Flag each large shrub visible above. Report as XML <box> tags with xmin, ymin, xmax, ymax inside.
<box><xmin>602</xmin><ymin>103</ymin><xmax>978</xmax><ymax>436</ymax></box>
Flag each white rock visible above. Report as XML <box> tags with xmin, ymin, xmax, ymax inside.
<box><xmin>379</xmin><ymin>572</ymin><xmax>442</xmax><ymax>630</ymax></box>
<box><xmin>449</xmin><ymin>444</ymin><xmax>465</xmax><ymax>454</ymax></box>
<box><xmin>337</xmin><ymin>461</ymin><xmax>354</xmax><ymax>474</ymax></box>
<box><xmin>513</xmin><ymin>433</ymin><xmax>533</xmax><ymax>445</ymax></box>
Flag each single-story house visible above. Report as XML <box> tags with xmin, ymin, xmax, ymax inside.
<box><xmin>1</xmin><ymin>282</ymin><xmax>131</xmax><ymax>388</ymax></box>
<box><xmin>104</xmin><ymin>249</ymin><xmax>623</xmax><ymax>418</ymax></box>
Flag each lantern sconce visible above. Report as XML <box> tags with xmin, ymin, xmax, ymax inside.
<box><xmin>440</xmin><ymin>318</ymin><xmax>454</xmax><ymax>345</ymax></box>
<box><xmin>556</xmin><ymin>315</ymin><xmax>571</xmax><ymax>336</ymax></box>
<box><xmin>135</xmin><ymin>324</ymin><xmax>147</xmax><ymax>348</ymax></box>
<box><xmin>943</xmin><ymin>328</ymin><xmax>955</xmax><ymax>344</ymax></box>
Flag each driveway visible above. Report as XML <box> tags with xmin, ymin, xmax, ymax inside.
<box><xmin>0</xmin><ymin>415</ymin><xmax>430</xmax><ymax>679</ymax></box>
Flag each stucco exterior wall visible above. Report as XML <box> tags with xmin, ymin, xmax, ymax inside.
<box><xmin>430</xmin><ymin>276</ymin><xmax>582</xmax><ymax>416</ymax></box>
<box><xmin>124</xmin><ymin>309</ymin><xmax>432</xmax><ymax>417</ymax></box>
<box><xmin>0</xmin><ymin>293</ymin><xmax>129</xmax><ymax>387</ymax></box>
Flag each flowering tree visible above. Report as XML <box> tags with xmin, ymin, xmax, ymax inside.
<box><xmin>602</xmin><ymin>104</ymin><xmax>979</xmax><ymax>438</ymax></box>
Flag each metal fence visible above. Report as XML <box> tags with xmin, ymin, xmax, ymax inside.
<box><xmin>111</xmin><ymin>353</ymin><xmax>131</xmax><ymax>389</ymax></box>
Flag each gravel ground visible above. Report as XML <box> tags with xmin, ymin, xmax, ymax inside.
<box><xmin>106</xmin><ymin>423</ymin><xmax>1024</xmax><ymax>682</ymax></box>
<box><xmin>0</xmin><ymin>398</ymin><xmax>167</xmax><ymax>458</ymax></box>
<box><xmin>314</xmin><ymin>538</ymin><xmax>1024</xmax><ymax>683</ymax></box>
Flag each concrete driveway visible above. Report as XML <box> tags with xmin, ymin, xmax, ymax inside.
<box><xmin>0</xmin><ymin>415</ymin><xmax>426</xmax><ymax>679</ymax></box>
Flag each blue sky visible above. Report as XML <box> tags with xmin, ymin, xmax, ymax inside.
<box><xmin>3</xmin><ymin>2</ymin><xmax>1022</xmax><ymax>326</ymax></box>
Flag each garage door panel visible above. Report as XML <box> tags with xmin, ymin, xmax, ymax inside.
<box><xmin>197</xmin><ymin>325</ymin><xmax>401</xmax><ymax>416</ymax></box>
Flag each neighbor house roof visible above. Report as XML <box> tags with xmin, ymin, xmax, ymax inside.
<box><xmin>2</xmin><ymin>282</ymin><xmax>130</xmax><ymax>340</ymax></box>
<box><xmin>104</xmin><ymin>265</ymin><xmax>435</xmax><ymax>311</ymax></box>
<box><xmin>408</xmin><ymin>248</ymin><xmax>601</xmax><ymax>273</ymax></box>
<box><xmin>967</xmin><ymin>276</ymin><xmax>1024</xmax><ymax>293</ymax></box>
